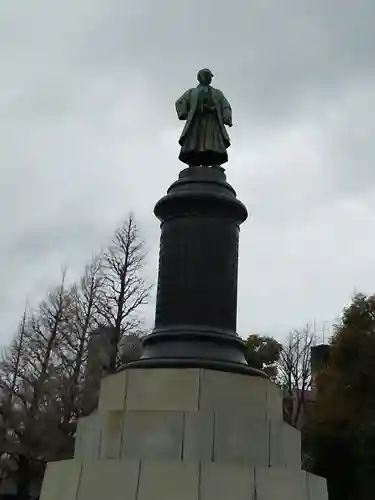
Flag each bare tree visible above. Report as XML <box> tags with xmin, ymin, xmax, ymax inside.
<box><xmin>0</xmin><ymin>271</ymin><xmax>75</xmax><ymax>500</ymax></box>
<box><xmin>0</xmin><ymin>319</ymin><xmax>42</xmax><ymax>500</ymax></box>
<box><xmin>97</xmin><ymin>214</ymin><xmax>151</xmax><ymax>372</ymax></box>
<box><xmin>277</xmin><ymin>325</ymin><xmax>317</xmax><ymax>428</ymax></box>
<box><xmin>0</xmin><ymin>213</ymin><xmax>151</xmax><ymax>497</ymax></box>
<box><xmin>0</xmin><ymin>312</ymin><xmax>27</xmax><ymax>486</ymax></box>
<box><xmin>27</xmin><ymin>270</ymin><xmax>71</xmax><ymax>411</ymax></box>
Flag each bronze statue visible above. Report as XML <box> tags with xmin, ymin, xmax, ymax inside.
<box><xmin>176</xmin><ymin>69</ymin><xmax>232</xmax><ymax>167</ymax></box>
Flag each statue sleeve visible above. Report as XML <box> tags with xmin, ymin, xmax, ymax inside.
<box><xmin>221</xmin><ymin>94</ymin><xmax>232</xmax><ymax>126</ymax></box>
<box><xmin>175</xmin><ymin>90</ymin><xmax>191</xmax><ymax>120</ymax></box>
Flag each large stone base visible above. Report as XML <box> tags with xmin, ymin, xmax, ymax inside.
<box><xmin>40</xmin><ymin>369</ymin><xmax>328</xmax><ymax>500</ymax></box>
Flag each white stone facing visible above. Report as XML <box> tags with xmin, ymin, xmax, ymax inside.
<box><xmin>183</xmin><ymin>411</ymin><xmax>214</xmax><ymax>462</ymax></box>
<box><xmin>269</xmin><ymin>421</ymin><xmax>301</xmax><ymax>469</ymax></box>
<box><xmin>74</xmin><ymin>414</ymin><xmax>102</xmax><ymax>460</ymax></box>
<box><xmin>255</xmin><ymin>467</ymin><xmax>309</xmax><ymax>500</ymax></box>
<box><xmin>126</xmin><ymin>368</ymin><xmax>200</xmax><ymax>411</ymax></box>
<box><xmin>77</xmin><ymin>459</ymin><xmax>139</xmax><ymax>500</ymax></box>
<box><xmin>214</xmin><ymin>414</ymin><xmax>269</xmax><ymax>465</ymax></box>
<box><xmin>200</xmin><ymin>463</ymin><xmax>255</xmax><ymax>500</ymax></box>
<box><xmin>121</xmin><ymin>411</ymin><xmax>184</xmax><ymax>460</ymax></box>
<box><xmin>41</xmin><ymin>460</ymin><xmax>328</xmax><ymax>500</ymax></box>
<box><xmin>75</xmin><ymin>408</ymin><xmax>305</xmax><ymax>467</ymax></box>
<box><xmin>97</xmin><ymin>369</ymin><xmax>284</xmax><ymax>420</ymax></box>
<box><xmin>137</xmin><ymin>461</ymin><xmax>199</xmax><ymax>500</ymax></box>
<box><xmin>199</xmin><ymin>370</ymin><xmax>268</xmax><ymax>418</ymax></box>
<box><xmin>39</xmin><ymin>460</ymin><xmax>82</xmax><ymax>500</ymax></box>
<box><xmin>100</xmin><ymin>410</ymin><xmax>124</xmax><ymax>459</ymax></box>
<box><xmin>266</xmin><ymin>381</ymin><xmax>283</xmax><ymax>421</ymax></box>
<box><xmin>98</xmin><ymin>371</ymin><xmax>127</xmax><ymax>412</ymax></box>
<box><xmin>307</xmin><ymin>472</ymin><xmax>329</xmax><ymax>500</ymax></box>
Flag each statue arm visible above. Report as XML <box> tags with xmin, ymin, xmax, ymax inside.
<box><xmin>221</xmin><ymin>93</ymin><xmax>232</xmax><ymax>127</ymax></box>
<box><xmin>175</xmin><ymin>90</ymin><xmax>191</xmax><ymax>120</ymax></box>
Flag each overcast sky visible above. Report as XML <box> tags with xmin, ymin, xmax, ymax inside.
<box><xmin>1</xmin><ymin>1</ymin><xmax>375</xmax><ymax>345</ymax></box>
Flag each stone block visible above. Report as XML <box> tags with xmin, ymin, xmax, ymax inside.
<box><xmin>77</xmin><ymin>459</ymin><xmax>139</xmax><ymax>500</ymax></box>
<box><xmin>100</xmin><ymin>411</ymin><xmax>124</xmax><ymax>459</ymax></box>
<box><xmin>199</xmin><ymin>370</ymin><xmax>267</xmax><ymax>418</ymax></box>
<box><xmin>183</xmin><ymin>411</ymin><xmax>214</xmax><ymax>461</ymax></box>
<box><xmin>255</xmin><ymin>468</ymin><xmax>308</xmax><ymax>500</ymax></box>
<box><xmin>98</xmin><ymin>371</ymin><xmax>127</xmax><ymax>412</ymax></box>
<box><xmin>137</xmin><ymin>461</ymin><xmax>199</xmax><ymax>500</ymax></box>
<box><xmin>126</xmin><ymin>368</ymin><xmax>200</xmax><ymax>411</ymax></box>
<box><xmin>266</xmin><ymin>381</ymin><xmax>283</xmax><ymax>420</ymax></box>
<box><xmin>40</xmin><ymin>460</ymin><xmax>82</xmax><ymax>500</ymax></box>
<box><xmin>74</xmin><ymin>414</ymin><xmax>101</xmax><ymax>460</ymax></box>
<box><xmin>270</xmin><ymin>421</ymin><xmax>301</xmax><ymax>469</ymax></box>
<box><xmin>307</xmin><ymin>472</ymin><xmax>329</xmax><ymax>500</ymax></box>
<box><xmin>214</xmin><ymin>414</ymin><xmax>269</xmax><ymax>465</ymax></box>
<box><xmin>200</xmin><ymin>463</ymin><xmax>255</xmax><ymax>500</ymax></box>
<box><xmin>121</xmin><ymin>411</ymin><xmax>184</xmax><ymax>460</ymax></box>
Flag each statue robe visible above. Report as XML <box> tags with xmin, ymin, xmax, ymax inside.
<box><xmin>175</xmin><ymin>84</ymin><xmax>232</xmax><ymax>166</ymax></box>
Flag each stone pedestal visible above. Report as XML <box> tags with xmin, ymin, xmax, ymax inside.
<box><xmin>40</xmin><ymin>368</ymin><xmax>328</xmax><ymax>500</ymax></box>
<box><xmin>40</xmin><ymin>166</ymin><xmax>328</xmax><ymax>499</ymax></box>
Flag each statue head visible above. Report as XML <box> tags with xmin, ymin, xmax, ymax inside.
<box><xmin>197</xmin><ymin>68</ymin><xmax>213</xmax><ymax>85</ymax></box>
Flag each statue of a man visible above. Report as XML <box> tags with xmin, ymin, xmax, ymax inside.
<box><xmin>176</xmin><ymin>69</ymin><xmax>232</xmax><ymax>167</ymax></box>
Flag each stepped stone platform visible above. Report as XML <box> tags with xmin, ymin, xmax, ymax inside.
<box><xmin>40</xmin><ymin>368</ymin><xmax>328</xmax><ymax>500</ymax></box>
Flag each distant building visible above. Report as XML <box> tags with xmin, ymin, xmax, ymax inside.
<box><xmin>311</xmin><ymin>343</ymin><xmax>330</xmax><ymax>392</ymax></box>
<box><xmin>81</xmin><ymin>326</ymin><xmax>114</xmax><ymax>415</ymax></box>
<box><xmin>81</xmin><ymin>327</ymin><xmax>144</xmax><ymax>415</ymax></box>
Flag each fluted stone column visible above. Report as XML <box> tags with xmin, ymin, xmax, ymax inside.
<box><xmin>127</xmin><ymin>166</ymin><xmax>264</xmax><ymax>376</ymax></box>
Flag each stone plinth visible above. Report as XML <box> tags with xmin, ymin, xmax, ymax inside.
<box><xmin>40</xmin><ymin>368</ymin><xmax>328</xmax><ymax>500</ymax></box>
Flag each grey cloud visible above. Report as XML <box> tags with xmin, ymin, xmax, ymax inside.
<box><xmin>84</xmin><ymin>1</ymin><xmax>375</xmax><ymax>115</ymax></box>
<box><xmin>1</xmin><ymin>0</ymin><xmax>375</xmax><ymax>344</ymax></box>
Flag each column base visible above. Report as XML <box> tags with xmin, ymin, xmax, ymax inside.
<box><xmin>126</xmin><ymin>325</ymin><xmax>267</xmax><ymax>377</ymax></box>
